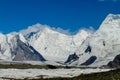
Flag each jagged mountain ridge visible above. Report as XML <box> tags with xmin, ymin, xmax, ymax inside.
<box><xmin>20</xmin><ymin>24</ymin><xmax>89</xmax><ymax>61</ymax></box>
<box><xmin>0</xmin><ymin>23</ymin><xmax>89</xmax><ymax>62</ymax></box>
<box><xmin>0</xmin><ymin>14</ymin><xmax>120</xmax><ymax>68</ymax></box>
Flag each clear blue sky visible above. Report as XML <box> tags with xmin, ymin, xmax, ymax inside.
<box><xmin>0</xmin><ymin>0</ymin><xmax>120</xmax><ymax>34</ymax></box>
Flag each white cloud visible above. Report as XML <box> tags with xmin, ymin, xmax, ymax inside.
<box><xmin>19</xmin><ymin>23</ymin><xmax>72</xmax><ymax>36</ymax></box>
<box><xmin>19</xmin><ymin>23</ymin><xmax>96</xmax><ymax>36</ymax></box>
<box><xmin>52</xmin><ymin>27</ymin><xmax>71</xmax><ymax>35</ymax></box>
<box><xmin>19</xmin><ymin>23</ymin><xmax>49</xmax><ymax>36</ymax></box>
<box><xmin>79</xmin><ymin>26</ymin><xmax>95</xmax><ymax>34</ymax></box>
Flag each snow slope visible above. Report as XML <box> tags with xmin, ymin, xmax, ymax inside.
<box><xmin>68</xmin><ymin>14</ymin><xmax>120</xmax><ymax>67</ymax></box>
<box><xmin>20</xmin><ymin>24</ymin><xmax>89</xmax><ymax>61</ymax></box>
<box><xmin>0</xmin><ymin>32</ymin><xmax>45</xmax><ymax>61</ymax></box>
<box><xmin>0</xmin><ymin>68</ymin><xmax>110</xmax><ymax>79</ymax></box>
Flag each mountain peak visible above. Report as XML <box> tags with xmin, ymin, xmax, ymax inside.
<box><xmin>19</xmin><ymin>23</ymin><xmax>49</xmax><ymax>36</ymax></box>
<box><xmin>105</xmin><ymin>14</ymin><xmax>120</xmax><ymax>22</ymax></box>
<box><xmin>98</xmin><ymin>14</ymin><xmax>120</xmax><ymax>31</ymax></box>
<box><xmin>79</xmin><ymin>30</ymin><xmax>89</xmax><ymax>35</ymax></box>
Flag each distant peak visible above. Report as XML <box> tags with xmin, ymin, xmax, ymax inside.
<box><xmin>107</xmin><ymin>13</ymin><xmax>120</xmax><ymax>17</ymax></box>
<box><xmin>107</xmin><ymin>13</ymin><xmax>114</xmax><ymax>17</ymax></box>
<box><xmin>105</xmin><ymin>14</ymin><xmax>120</xmax><ymax>22</ymax></box>
<box><xmin>79</xmin><ymin>30</ymin><xmax>88</xmax><ymax>35</ymax></box>
<box><xmin>98</xmin><ymin>14</ymin><xmax>120</xmax><ymax>31</ymax></box>
<box><xmin>19</xmin><ymin>23</ymin><xmax>49</xmax><ymax>36</ymax></box>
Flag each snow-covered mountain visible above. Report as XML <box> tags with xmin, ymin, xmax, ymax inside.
<box><xmin>0</xmin><ymin>23</ymin><xmax>89</xmax><ymax>62</ymax></box>
<box><xmin>66</xmin><ymin>14</ymin><xmax>120</xmax><ymax>67</ymax></box>
<box><xmin>0</xmin><ymin>32</ymin><xmax>45</xmax><ymax>61</ymax></box>
<box><xmin>1</xmin><ymin>13</ymin><xmax>120</xmax><ymax>68</ymax></box>
<box><xmin>19</xmin><ymin>24</ymin><xmax>89</xmax><ymax>61</ymax></box>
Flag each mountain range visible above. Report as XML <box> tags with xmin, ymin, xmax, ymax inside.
<box><xmin>0</xmin><ymin>14</ymin><xmax>120</xmax><ymax>68</ymax></box>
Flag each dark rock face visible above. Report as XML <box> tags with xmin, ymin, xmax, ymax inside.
<box><xmin>85</xmin><ymin>45</ymin><xmax>91</xmax><ymax>53</ymax></box>
<box><xmin>81</xmin><ymin>56</ymin><xmax>97</xmax><ymax>66</ymax></box>
<box><xmin>13</xmin><ymin>38</ymin><xmax>46</xmax><ymax>61</ymax></box>
<box><xmin>107</xmin><ymin>54</ymin><xmax>120</xmax><ymax>68</ymax></box>
<box><xmin>26</xmin><ymin>32</ymin><xmax>37</xmax><ymax>39</ymax></box>
<box><xmin>103</xmin><ymin>41</ymin><xmax>106</xmax><ymax>46</ymax></box>
<box><xmin>65</xmin><ymin>52</ymin><xmax>79</xmax><ymax>64</ymax></box>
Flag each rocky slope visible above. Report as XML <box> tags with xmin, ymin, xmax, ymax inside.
<box><xmin>0</xmin><ymin>32</ymin><xmax>45</xmax><ymax>61</ymax></box>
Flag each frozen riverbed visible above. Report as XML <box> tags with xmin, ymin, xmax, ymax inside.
<box><xmin>0</xmin><ymin>68</ymin><xmax>110</xmax><ymax>79</ymax></box>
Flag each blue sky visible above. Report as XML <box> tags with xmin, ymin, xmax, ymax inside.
<box><xmin>0</xmin><ymin>0</ymin><xmax>120</xmax><ymax>34</ymax></box>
